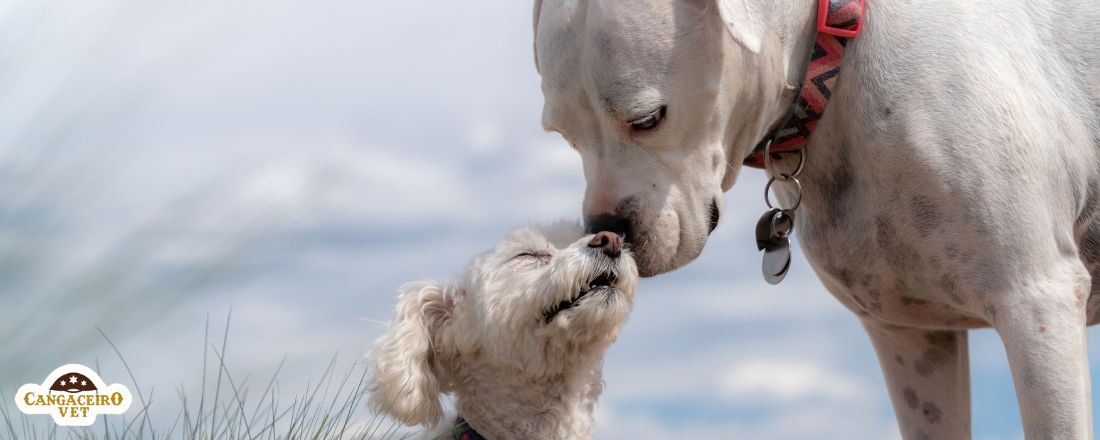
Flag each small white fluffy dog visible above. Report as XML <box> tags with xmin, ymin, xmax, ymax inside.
<box><xmin>367</xmin><ymin>222</ymin><xmax>638</xmax><ymax>440</ymax></box>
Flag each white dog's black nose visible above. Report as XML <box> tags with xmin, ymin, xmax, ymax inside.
<box><xmin>588</xmin><ymin>231</ymin><xmax>622</xmax><ymax>258</ymax></box>
<box><xmin>584</xmin><ymin>214</ymin><xmax>627</xmax><ymax>237</ymax></box>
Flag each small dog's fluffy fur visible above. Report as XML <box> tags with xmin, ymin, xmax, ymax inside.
<box><xmin>367</xmin><ymin>222</ymin><xmax>638</xmax><ymax>440</ymax></box>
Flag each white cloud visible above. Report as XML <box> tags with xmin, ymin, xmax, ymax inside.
<box><xmin>635</xmin><ymin>275</ymin><xmax>848</xmax><ymax>324</ymax></box>
<box><xmin>720</xmin><ymin>358</ymin><xmax>869</xmax><ymax>403</ymax></box>
<box><xmin>236</xmin><ymin>159</ymin><xmax>314</xmax><ymax>211</ymax></box>
<box><xmin>593</xmin><ymin>408</ymin><xmax>746</xmax><ymax>440</ymax></box>
<box><xmin>466</xmin><ymin>119</ymin><xmax>504</xmax><ymax>154</ymax></box>
<box><xmin>594</xmin><ymin>400</ymin><xmax>901</xmax><ymax>440</ymax></box>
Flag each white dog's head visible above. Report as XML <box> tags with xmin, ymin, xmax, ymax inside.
<box><xmin>533</xmin><ymin>0</ymin><xmax>795</xmax><ymax>276</ymax></box>
<box><xmin>367</xmin><ymin>222</ymin><xmax>638</xmax><ymax>427</ymax></box>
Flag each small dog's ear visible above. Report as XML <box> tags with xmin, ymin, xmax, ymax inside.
<box><xmin>713</xmin><ymin>0</ymin><xmax>766</xmax><ymax>54</ymax></box>
<box><xmin>368</xmin><ymin>280</ymin><xmax>458</xmax><ymax>427</ymax></box>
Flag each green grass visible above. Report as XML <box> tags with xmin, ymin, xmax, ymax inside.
<box><xmin>0</xmin><ymin>312</ymin><xmax>421</xmax><ymax>440</ymax></box>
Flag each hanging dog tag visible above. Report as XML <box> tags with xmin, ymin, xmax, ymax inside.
<box><xmin>762</xmin><ymin>241</ymin><xmax>791</xmax><ymax>284</ymax></box>
<box><xmin>755</xmin><ymin>208</ymin><xmax>781</xmax><ymax>250</ymax></box>
<box><xmin>756</xmin><ymin>210</ymin><xmax>783</xmax><ymax>250</ymax></box>
<box><xmin>754</xmin><ymin>208</ymin><xmax>793</xmax><ymax>248</ymax></box>
<box><xmin>754</xmin><ymin>209</ymin><xmax>794</xmax><ymax>284</ymax></box>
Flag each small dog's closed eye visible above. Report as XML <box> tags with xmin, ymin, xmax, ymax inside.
<box><xmin>366</xmin><ymin>221</ymin><xmax>638</xmax><ymax>440</ymax></box>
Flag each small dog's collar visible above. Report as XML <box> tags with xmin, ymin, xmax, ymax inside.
<box><xmin>743</xmin><ymin>0</ymin><xmax>864</xmax><ymax>168</ymax></box>
<box><xmin>450</xmin><ymin>417</ymin><xmax>488</xmax><ymax>440</ymax></box>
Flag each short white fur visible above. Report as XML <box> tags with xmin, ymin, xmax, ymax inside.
<box><xmin>534</xmin><ymin>0</ymin><xmax>1100</xmax><ymax>438</ymax></box>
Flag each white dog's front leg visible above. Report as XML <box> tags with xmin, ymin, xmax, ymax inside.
<box><xmin>864</xmin><ymin>322</ymin><xmax>971</xmax><ymax>440</ymax></box>
<box><xmin>990</xmin><ymin>268</ymin><xmax>1094</xmax><ymax>440</ymax></box>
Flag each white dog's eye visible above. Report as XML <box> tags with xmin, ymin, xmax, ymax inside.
<box><xmin>630</xmin><ymin>106</ymin><xmax>666</xmax><ymax>131</ymax></box>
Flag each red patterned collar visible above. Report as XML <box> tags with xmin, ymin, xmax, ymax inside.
<box><xmin>743</xmin><ymin>0</ymin><xmax>865</xmax><ymax>168</ymax></box>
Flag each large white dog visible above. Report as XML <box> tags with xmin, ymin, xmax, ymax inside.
<box><xmin>533</xmin><ymin>0</ymin><xmax>1100</xmax><ymax>438</ymax></box>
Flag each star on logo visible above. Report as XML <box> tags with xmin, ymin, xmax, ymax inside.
<box><xmin>59</xmin><ymin>379</ymin><xmax>67</xmax><ymax>386</ymax></box>
<box><xmin>81</xmin><ymin>380</ymin><xmax>87</xmax><ymax>386</ymax></box>
<box><xmin>69</xmin><ymin>375</ymin><xmax>78</xmax><ymax>384</ymax></box>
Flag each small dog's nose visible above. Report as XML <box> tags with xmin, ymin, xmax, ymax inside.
<box><xmin>588</xmin><ymin>231</ymin><xmax>622</xmax><ymax>258</ymax></box>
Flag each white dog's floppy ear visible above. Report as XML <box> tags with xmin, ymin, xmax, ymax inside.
<box><xmin>532</xmin><ymin>0</ymin><xmax>544</xmax><ymax>72</ymax></box>
<box><xmin>713</xmin><ymin>0</ymin><xmax>766</xmax><ymax>54</ymax></box>
<box><xmin>368</xmin><ymin>280</ymin><xmax>458</xmax><ymax>427</ymax></box>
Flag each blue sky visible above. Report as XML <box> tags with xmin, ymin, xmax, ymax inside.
<box><xmin>1</xmin><ymin>0</ymin><xmax>1096</xmax><ymax>438</ymax></box>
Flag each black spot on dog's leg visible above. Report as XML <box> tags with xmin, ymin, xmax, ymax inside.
<box><xmin>915</xmin><ymin>348</ymin><xmax>951</xmax><ymax>377</ymax></box>
<box><xmin>924</xmin><ymin>331</ymin><xmax>957</xmax><ymax>351</ymax></box>
<box><xmin>903</xmin><ymin>387</ymin><xmax>919</xmax><ymax>409</ymax></box>
<box><xmin>909</xmin><ymin>331</ymin><xmax>958</xmax><ymax>378</ymax></box>
<box><xmin>922</xmin><ymin>402</ymin><xmax>942</xmax><ymax>424</ymax></box>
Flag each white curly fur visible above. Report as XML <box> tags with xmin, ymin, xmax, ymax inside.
<box><xmin>367</xmin><ymin>222</ymin><xmax>638</xmax><ymax>439</ymax></box>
